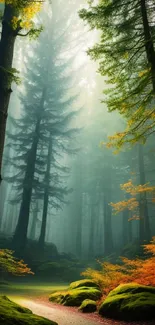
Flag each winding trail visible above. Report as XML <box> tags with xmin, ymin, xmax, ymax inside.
<box><xmin>11</xmin><ymin>296</ymin><xmax>155</xmax><ymax>325</ymax></box>
<box><xmin>12</xmin><ymin>297</ymin><xmax>103</xmax><ymax>325</ymax></box>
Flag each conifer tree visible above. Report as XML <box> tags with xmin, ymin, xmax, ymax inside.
<box><xmin>79</xmin><ymin>0</ymin><xmax>155</xmax><ymax>146</ymax></box>
<box><xmin>0</xmin><ymin>0</ymin><xmax>42</xmax><ymax>182</ymax></box>
<box><xmin>7</xmin><ymin>8</ymin><xmax>81</xmax><ymax>254</ymax></box>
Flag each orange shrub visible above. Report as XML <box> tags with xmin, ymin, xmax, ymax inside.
<box><xmin>0</xmin><ymin>249</ymin><xmax>34</xmax><ymax>276</ymax></box>
<box><xmin>82</xmin><ymin>237</ymin><xmax>155</xmax><ymax>295</ymax></box>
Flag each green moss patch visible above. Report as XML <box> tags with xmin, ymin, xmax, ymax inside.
<box><xmin>49</xmin><ymin>286</ymin><xmax>101</xmax><ymax>307</ymax></box>
<box><xmin>69</xmin><ymin>279</ymin><xmax>99</xmax><ymax>290</ymax></box>
<box><xmin>108</xmin><ymin>282</ymin><xmax>155</xmax><ymax>297</ymax></box>
<box><xmin>79</xmin><ymin>299</ymin><xmax>97</xmax><ymax>313</ymax></box>
<box><xmin>99</xmin><ymin>283</ymin><xmax>155</xmax><ymax>321</ymax></box>
<box><xmin>0</xmin><ymin>295</ymin><xmax>57</xmax><ymax>325</ymax></box>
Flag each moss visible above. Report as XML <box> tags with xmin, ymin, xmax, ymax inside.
<box><xmin>0</xmin><ymin>295</ymin><xmax>57</xmax><ymax>325</ymax></box>
<box><xmin>49</xmin><ymin>286</ymin><xmax>101</xmax><ymax>307</ymax></box>
<box><xmin>79</xmin><ymin>299</ymin><xmax>97</xmax><ymax>313</ymax></box>
<box><xmin>108</xmin><ymin>283</ymin><xmax>155</xmax><ymax>297</ymax></box>
<box><xmin>49</xmin><ymin>291</ymin><xmax>66</xmax><ymax>304</ymax></box>
<box><xmin>69</xmin><ymin>279</ymin><xmax>99</xmax><ymax>290</ymax></box>
<box><xmin>99</xmin><ymin>283</ymin><xmax>155</xmax><ymax>321</ymax></box>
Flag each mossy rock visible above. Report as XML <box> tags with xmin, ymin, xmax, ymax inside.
<box><xmin>108</xmin><ymin>282</ymin><xmax>155</xmax><ymax>297</ymax></box>
<box><xmin>99</xmin><ymin>283</ymin><xmax>155</xmax><ymax>321</ymax></box>
<box><xmin>49</xmin><ymin>286</ymin><xmax>101</xmax><ymax>307</ymax></box>
<box><xmin>0</xmin><ymin>295</ymin><xmax>57</xmax><ymax>325</ymax></box>
<box><xmin>79</xmin><ymin>299</ymin><xmax>97</xmax><ymax>313</ymax></box>
<box><xmin>69</xmin><ymin>279</ymin><xmax>99</xmax><ymax>290</ymax></box>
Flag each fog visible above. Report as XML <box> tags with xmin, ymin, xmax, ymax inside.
<box><xmin>0</xmin><ymin>0</ymin><xmax>155</xmax><ymax>270</ymax></box>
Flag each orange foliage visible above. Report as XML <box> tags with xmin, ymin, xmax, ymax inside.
<box><xmin>120</xmin><ymin>180</ymin><xmax>155</xmax><ymax>196</ymax></box>
<box><xmin>0</xmin><ymin>249</ymin><xmax>34</xmax><ymax>276</ymax></box>
<box><xmin>111</xmin><ymin>179</ymin><xmax>155</xmax><ymax>219</ymax></box>
<box><xmin>111</xmin><ymin>197</ymin><xmax>139</xmax><ymax>214</ymax></box>
<box><xmin>82</xmin><ymin>238</ymin><xmax>155</xmax><ymax>295</ymax></box>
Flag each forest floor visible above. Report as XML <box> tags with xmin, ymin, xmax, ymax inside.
<box><xmin>2</xmin><ymin>283</ymin><xmax>155</xmax><ymax>325</ymax></box>
<box><xmin>10</xmin><ymin>296</ymin><xmax>155</xmax><ymax>325</ymax></box>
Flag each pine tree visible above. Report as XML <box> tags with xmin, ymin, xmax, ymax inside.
<box><xmin>79</xmin><ymin>0</ymin><xmax>155</xmax><ymax>146</ymax></box>
<box><xmin>0</xmin><ymin>0</ymin><xmax>42</xmax><ymax>182</ymax></box>
<box><xmin>7</xmin><ymin>8</ymin><xmax>81</xmax><ymax>254</ymax></box>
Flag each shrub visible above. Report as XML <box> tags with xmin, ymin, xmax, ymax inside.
<box><xmin>0</xmin><ymin>249</ymin><xmax>33</xmax><ymax>276</ymax></box>
<box><xmin>82</xmin><ymin>237</ymin><xmax>155</xmax><ymax>295</ymax></box>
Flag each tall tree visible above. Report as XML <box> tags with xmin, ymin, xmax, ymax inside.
<box><xmin>79</xmin><ymin>0</ymin><xmax>155</xmax><ymax>146</ymax></box>
<box><xmin>0</xmin><ymin>0</ymin><xmax>42</xmax><ymax>182</ymax></box>
<box><xmin>7</xmin><ymin>7</ymin><xmax>81</xmax><ymax>253</ymax></box>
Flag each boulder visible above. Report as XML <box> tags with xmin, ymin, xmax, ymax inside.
<box><xmin>0</xmin><ymin>295</ymin><xmax>57</xmax><ymax>325</ymax></box>
<box><xmin>99</xmin><ymin>283</ymin><xmax>155</xmax><ymax>321</ymax></box>
<box><xmin>69</xmin><ymin>279</ymin><xmax>99</xmax><ymax>290</ymax></box>
<box><xmin>79</xmin><ymin>299</ymin><xmax>97</xmax><ymax>313</ymax></box>
<box><xmin>49</xmin><ymin>286</ymin><xmax>101</xmax><ymax>307</ymax></box>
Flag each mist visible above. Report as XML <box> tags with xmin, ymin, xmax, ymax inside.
<box><xmin>0</xmin><ymin>0</ymin><xmax>155</xmax><ymax>266</ymax></box>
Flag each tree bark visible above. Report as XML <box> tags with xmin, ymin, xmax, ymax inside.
<box><xmin>122</xmin><ymin>210</ymin><xmax>129</xmax><ymax>246</ymax></box>
<box><xmin>12</xmin><ymin>119</ymin><xmax>41</xmax><ymax>253</ymax></box>
<box><xmin>76</xmin><ymin>192</ymin><xmax>82</xmax><ymax>258</ymax></box>
<box><xmin>103</xmin><ymin>170</ymin><xmax>114</xmax><ymax>255</ymax></box>
<box><xmin>138</xmin><ymin>144</ymin><xmax>151</xmax><ymax>242</ymax></box>
<box><xmin>0</xmin><ymin>5</ymin><xmax>17</xmax><ymax>183</ymax></box>
<box><xmin>103</xmin><ymin>190</ymin><xmax>114</xmax><ymax>255</ymax></box>
<box><xmin>88</xmin><ymin>201</ymin><xmax>95</xmax><ymax>258</ymax></box>
<box><xmin>75</xmin><ymin>165</ymin><xmax>83</xmax><ymax>258</ymax></box>
<box><xmin>38</xmin><ymin>137</ymin><xmax>52</xmax><ymax>250</ymax></box>
<box><xmin>12</xmin><ymin>88</ymin><xmax>46</xmax><ymax>254</ymax></box>
<box><xmin>140</xmin><ymin>0</ymin><xmax>155</xmax><ymax>92</ymax></box>
<box><xmin>30</xmin><ymin>200</ymin><xmax>39</xmax><ymax>240</ymax></box>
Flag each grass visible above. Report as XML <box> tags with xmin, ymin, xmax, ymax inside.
<box><xmin>0</xmin><ymin>282</ymin><xmax>69</xmax><ymax>298</ymax></box>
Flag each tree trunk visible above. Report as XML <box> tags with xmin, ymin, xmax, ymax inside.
<box><xmin>38</xmin><ymin>137</ymin><xmax>52</xmax><ymax>250</ymax></box>
<box><xmin>0</xmin><ymin>181</ymin><xmax>7</xmax><ymax>228</ymax></box>
<box><xmin>0</xmin><ymin>5</ymin><xmax>17</xmax><ymax>182</ymax></box>
<box><xmin>122</xmin><ymin>192</ymin><xmax>133</xmax><ymax>245</ymax></box>
<box><xmin>103</xmin><ymin>191</ymin><xmax>113</xmax><ymax>255</ymax></box>
<box><xmin>76</xmin><ymin>191</ymin><xmax>82</xmax><ymax>258</ymax></box>
<box><xmin>106</xmin><ymin>191</ymin><xmax>114</xmax><ymax>252</ymax></box>
<box><xmin>12</xmin><ymin>87</ymin><xmax>46</xmax><ymax>254</ymax></box>
<box><xmin>88</xmin><ymin>202</ymin><xmax>95</xmax><ymax>258</ymax></box>
<box><xmin>122</xmin><ymin>210</ymin><xmax>128</xmax><ymax>246</ymax></box>
<box><xmin>12</xmin><ymin>119</ymin><xmax>41</xmax><ymax>254</ymax></box>
<box><xmin>103</xmin><ymin>172</ymin><xmax>114</xmax><ymax>255</ymax></box>
<box><xmin>75</xmin><ymin>166</ymin><xmax>83</xmax><ymax>258</ymax></box>
<box><xmin>128</xmin><ymin>214</ymin><xmax>132</xmax><ymax>243</ymax></box>
<box><xmin>138</xmin><ymin>144</ymin><xmax>150</xmax><ymax>242</ymax></box>
<box><xmin>140</xmin><ymin>0</ymin><xmax>155</xmax><ymax>92</ymax></box>
<box><xmin>30</xmin><ymin>201</ymin><xmax>39</xmax><ymax>240</ymax></box>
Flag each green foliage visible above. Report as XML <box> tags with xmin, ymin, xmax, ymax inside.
<box><xmin>28</xmin><ymin>26</ymin><xmax>43</xmax><ymax>40</ymax></box>
<box><xmin>0</xmin><ymin>66</ymin><xmax>21</xmax><ymax>87</ymax></box>
<box><xmin>7</xmin><ymin>8</ymin><xmax>79</xmax><ymax>214</ymax></box>
<box><xmin>79</xmin><ymin>0</ymin><xmax>155</xmax><ymax>147</ymax></box>
<box><xmin>37</xmin><ymin>259</ymin><xmax>84</xmax><ymax>281</ymax></box>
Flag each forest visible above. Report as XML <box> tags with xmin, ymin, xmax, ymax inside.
<box><xmin>0</xmin><ymin>0</ymin><xmax>155</xmax><ymax>325</ymax></box>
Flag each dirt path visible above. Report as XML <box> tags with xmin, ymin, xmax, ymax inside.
<box><xmin>13</xmin><ymin>297</ymin><xmax>105</xmax><ymax>325</ymax></box>
<box><xmin>11</xmin><ymin>297</ymin><xmax>155</xmax><ymax>325</ymax></box>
